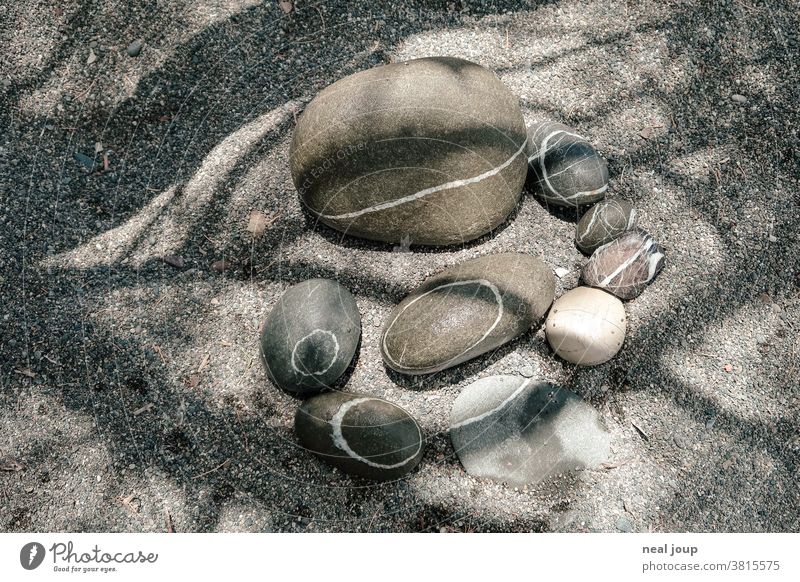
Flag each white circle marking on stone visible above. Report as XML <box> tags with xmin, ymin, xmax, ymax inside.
<box><xmin>290</xmin><ymin>328</ymin><xmax>340</xmax><ymax>376</ymax></box>
<box><xmin>318</xmin><ymin>138</ymin><xmax>527</xmax><ymax>220</ymax></box>
<box><xmin>330</xmin><ymin>397</ymin><xmax>422</xmax><ymax>469</ymax></box>
<box><xmin>382</xmin><ymin>278</ymin><xmax>504</xmax><ymax>371</ymax></box>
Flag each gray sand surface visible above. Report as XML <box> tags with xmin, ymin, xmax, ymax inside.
<box><xmin>1</xmin><ymin>0</ymin><xmax>798</xmax><ymax>532</ymax></box>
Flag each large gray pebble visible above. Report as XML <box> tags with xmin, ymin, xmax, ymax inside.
<box><xmin>450</xmin><ymin>375</ymin><xmax>611</xmax><ymax>486</ymax></box>
<box><xmin>291</xmin><ymin>56</ymin><xmax>527</xmax><ymax>246</ymax></box>
<box><xmin>381</xmin><ymin>253</ymin><xmax>554</xmax><ymax>374</ymax></box>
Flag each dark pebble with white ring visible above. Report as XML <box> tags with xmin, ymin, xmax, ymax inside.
<box><xmin>381</xmin><ymin>253</ymin><xmax>554</xmax><ymax>375</ymax></box>
<box><xmin>295</xmin><ymin>392</ymin><xmax>424</xmax><ymax>481</ymax></box>
<box><xmin>526</xmin><ymin>121</ymin><xmax>609</xmax><ymax>208</ymax></box>
<box><xmin>575</xmin><ymin>197</ymin><xmax>637</xmax><ymax>254</ymax></box>
<box><xmin>259</xmin><ymin>279</ymin><xmax>360</xmax><ymax>396</ymax></box>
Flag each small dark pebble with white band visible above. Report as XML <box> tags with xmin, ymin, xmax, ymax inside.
<box><xmin>526</xmin><ymin>121</ymin><xmax>609</xmax><ymax>208</ymax></box>
<box><xmin>260</xmin><ymin>278</ymin><xmax>360</xmax><ymax>396</ymax></box>
<box><xmin>576</xmin><ymin>197</ymin><xmax>637</xmax><ymax>254</ymax></box>
<box><xmin>295</xmin><ymin>392</ymin><xmax>424</xmax><ymax>481</ymax></box>
<box><xmin>582</xmin><ymin>228</ymin><xmax>666</xmax><ymax>300</ymax></box>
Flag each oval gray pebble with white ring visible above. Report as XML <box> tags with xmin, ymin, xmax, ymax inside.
<box><xmin>259</xmin><ymin>279</ymin><xmax>360</xmax><ymax>395</ymax></box>
<box><xmin>449</xmin><ymin>375</ymin><xmax>611</xmax><ymax>486</ymax></box>
<box><xmin>295</xmin><ymin>392</ymin><xmax>424</xmax><ymax>481</ymax></box>
<box><xmin>381</xmin><ymin>253</ymin><xmax>555</xmax><ymax>375</ymax></box>
<box><xmin>526</xmin><ymin>121</ymin><xmax>609</xmax><ymax>207</ymax></box>
<box><xmin>290</xmin><ymin>56</ymin><xmax>528</xmax><ymax>246</ymax></box>
<box><xmin>582</xmin><ymin>228</ymin><xmax>666</xmax><ymax>300</ymax></box>
<box><xmin>576</xmin><ymin>197</ymin><xmax>637</xmax><ymax>254</ymax></box>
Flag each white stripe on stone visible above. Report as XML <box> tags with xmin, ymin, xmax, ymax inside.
<box><xmin>318</xmin><ymin>138</ymin><xmax>528</xmax><ymax>220</ymax></box>
<box><xmin>532</xmin><ymin>130</ymin><xmax>607</xmax><ymax>203</ymax></box>
<box><xmin>290</xmin><ymin>329</ymin><xmax>340</xmax><ymax>376</ymax></box>
<box><xmin>646</xmin><ymin>249</ymin><xmax>665</xmax><ymax>281</ymax></box>
<box><xmin>450</xmin><ymin>377</ymin><xmax>534</xmax><ymax>429</ymax></box>
<box><xmin>598</xmin><ymin>237</ymin><xmax>654</xmax><ymax>287</ymax></box>
<box><xmin>627</xmin><ymin>208</ymin><xmax>638</xmax><ymax>229</ymax></box>
<box><xmin>577</xmin><ymin>207</ymin><xmax>601</xmax><ymax>246</ymax></box>
<box><xmin>382</xmin><ymin>279</ymin><xmax>504</xmax><ymax>371</ymax></box>
<box><xmin>330</xmin><ymin>397</ymin><xmax>422</xmax><ymax>469</ymax></box>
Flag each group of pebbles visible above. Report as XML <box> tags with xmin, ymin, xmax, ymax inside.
<box><xmin>259</xmin><ymin>56</ymin><xmax>666</xmax><ymax>483</ymax></box>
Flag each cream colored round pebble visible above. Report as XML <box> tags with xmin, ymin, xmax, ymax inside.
<box><xmin>545</xmin><ymin>287</ymin><xmax>627</xmax><ymax>366</ymax></box>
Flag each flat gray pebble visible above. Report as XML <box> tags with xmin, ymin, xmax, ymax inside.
<box><xmin>127</xmin><ymin>40</ymin><xmax>143</xmax><ymax>57</ymax></box>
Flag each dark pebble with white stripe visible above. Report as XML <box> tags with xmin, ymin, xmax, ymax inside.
<box><xmin>526</xmin><ymin>121</ymin><xmax>609</xmax><ymax>208</ymax></box>
<box><xmin>260</xmin><ymin>279</ymin><xmax>360</xmax><ymax>396</ymax></box>
<box><xmin>295</xmin><ymin>392</ymin><xmax>424</xmax><ymax>481</ymax></box>
<box><xmin>576</xmin><ymin>197</ymin><xmax>637</xmax><ymax>254</ymax></box>
<box><xmin>449</xmin><ymin>376</ymin><xmax>610</xmax><ymax>486</ymax></box>
<box><xmin>381</xmin><ymin>253</ymin><xmax>555</xmax><ymax>375</ymax></box>
<box><xmin>582</xmin><ymin>228</ymin><xmax>666</xmax><ymax>300</ymax></box>
<box><xmin>291</xmin><ymin>56</ymin><xmax>527</xmax><ymax>246</ymax></box>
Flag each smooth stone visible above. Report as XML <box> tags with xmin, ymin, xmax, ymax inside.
<box><xmin>295</xmin><ymin>392</ymin><xmax>424</xmax><ymax>481</ymax></box>
<box><xmin>576</xmin><ymin>197</ymin><xmax>637</xmax><ymax>254</ymax></box>
<box><xmin>582</xmin><ymin>228</ymin><xmax>666</xmax><ymax>300</ymax></box>
<box><xmin>449</xmin><ymin>375</ymin><xmax>611</xmax><ymax>486</ymax></box>
<box><xmin>616</xmin><ymin>517</ymin><xmax>633</xmax><ymax>532</ymax></box>
<box><xmin>526</xmin><ymin>121</ymin><xmax>609</xmax><ymax>207</ymax></box>
<box><xmin>291</xmin><ymin>56</ymin><xmax>528</xmax><ymax>246</ymax></box>
<box><xmin>381</xmin><ymin>253</ymin><xmax>555</xmax><ymax>374</ymax></box>
<box><xmin>260</xmin><ymin>279</ymin><xmax>360</xmax><ymax>395</ymax></box>
<box><xmin>673</xmin><ymin>434</ymin><xmax>690</xmax><ymax>449</ymax></box>
<box><xmin>546</xmin><ymin>287</ymin><xmax>627</xmax><ymax>366</ymax></box>
<box><xmin>126</xmin><ymin>40</ymin><xmax>142</xmax><ymax>57</ymax></box>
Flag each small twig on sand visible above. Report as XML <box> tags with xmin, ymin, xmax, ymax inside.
<box><xmin>597</xmin><ymin>458</ymin><xmax>635</xmax><ymax>471</ymax></box>
<box><xmin>197</xmin><ymin>353</ymin><xmax>210</xmax><ymax>373</ymax></box>
<box><xmin>192</xmin><ymin>458</ymin><xmax>231</xmax><ymax>480</ymax></box>
<box><xmin>43</xmin><ymin>354</ymin><xmax>61</xmax><ymax>366</ymax></box>
<box><xmin>631</xmin><ymin>421</ymin><xmax>650</xmax><ymax>441</ymax></box>
<box><xmin>133</xmin><ymin>403</ymin><xmax>154</xmax><ymax>416</ymax></box>
<box><xmin>152</xmin><ymin>344</ymin><xmax>167</xmax><ymax>364</ymax></box>
<box><xmin>315</xmin><ymin>5</ymin><xmax>325</xmax><ymax>31</ymax></box>
<box><xmin>165</xmin><ymin>510</ymin><xmax>175</xmax><ymax>533</ymax></box>
<box><xmin>235</xmin><ymin>408</ymin><xmax>251</xmax><ymax>453</ymax></box>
